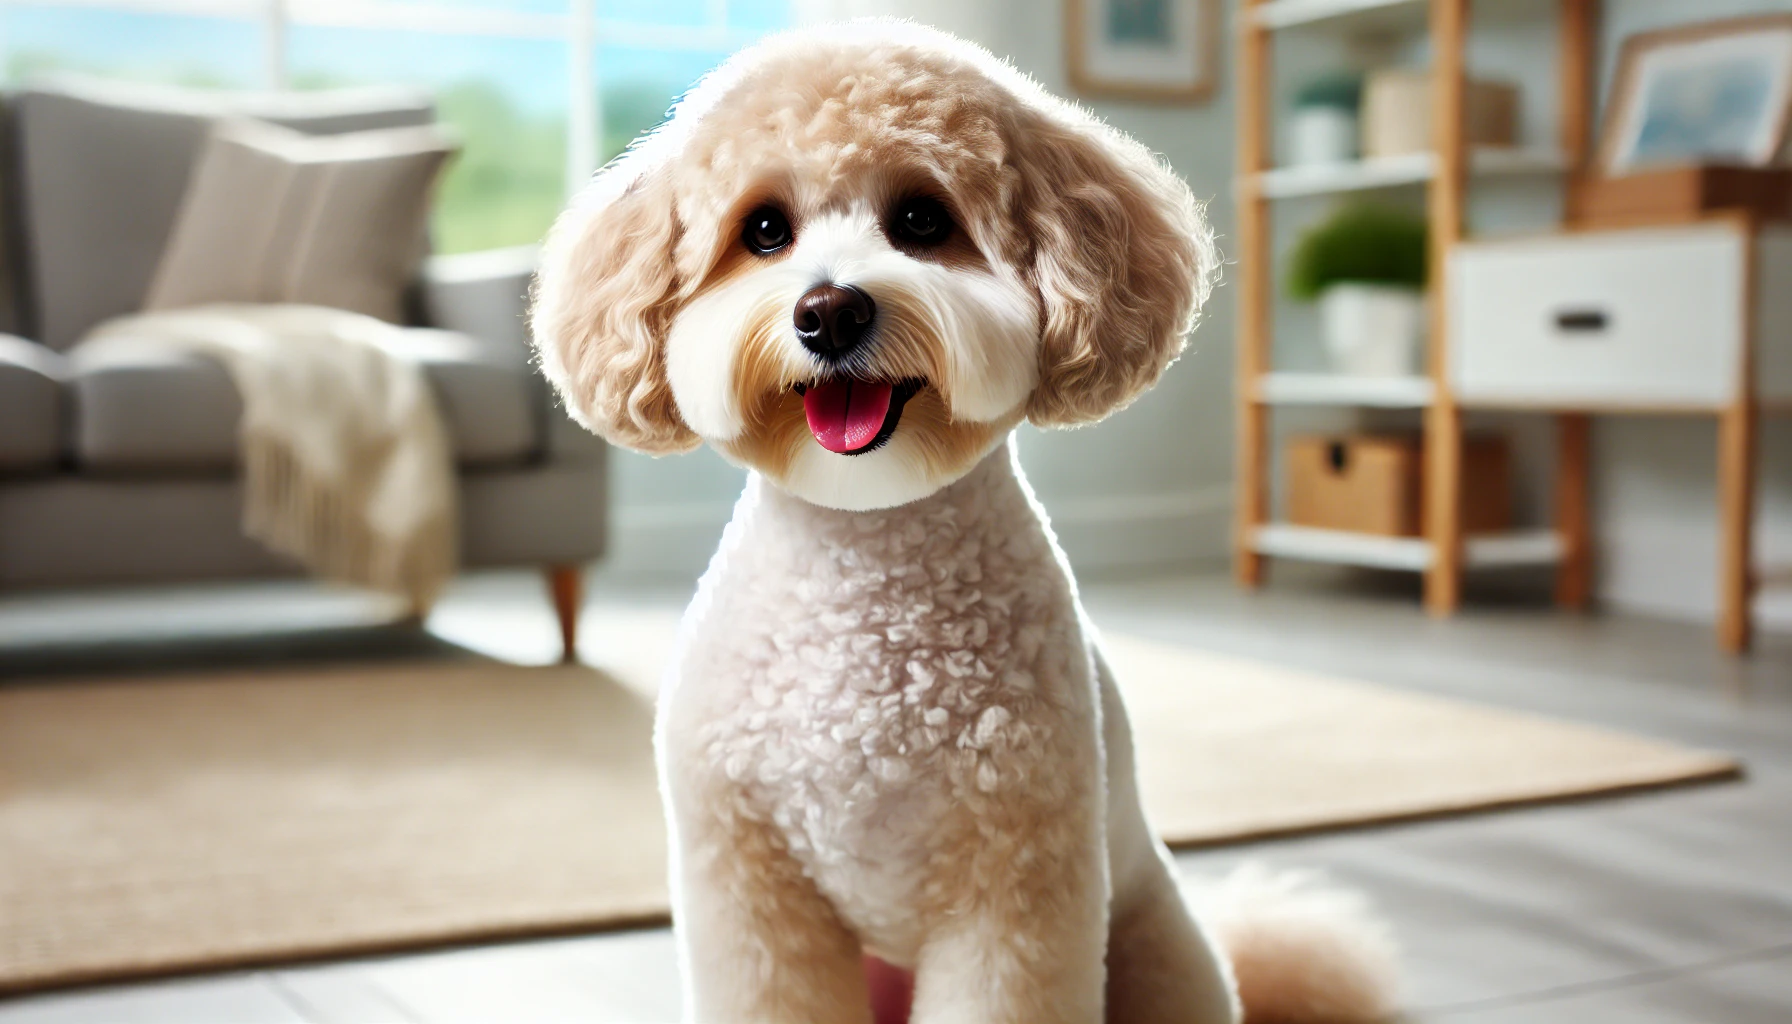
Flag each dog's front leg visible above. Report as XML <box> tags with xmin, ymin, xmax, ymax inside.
<box><xmin>906</xmin><ymin>798</ymin><xmax>1109</xmax><ymax>1024</ymax></box>
<box><xmin>673</xmin><ymin>804</ymin><xmax>872</xmax><ymax>1024</ymax></box>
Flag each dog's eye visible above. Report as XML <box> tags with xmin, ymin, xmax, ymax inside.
<box><xmin>892</xmin><ymin>196</ymin><xmax>952</xmax><ymax>247</ymax></box>
<box><xmin>742</xmin><ymin>206</ymin><xmax>792</xmax><ymax>255</ymax></box>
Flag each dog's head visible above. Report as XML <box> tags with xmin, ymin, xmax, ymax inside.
<box><xmin>532</xmin><ymin>20</ymin><xmax>1214</xmax><ymax>511</ymax></box>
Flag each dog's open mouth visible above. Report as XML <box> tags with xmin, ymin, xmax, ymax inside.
<box><xmin>793</xmin><ymin>378</ymin><xmax>924</xmax><ymax>456</ymax></box>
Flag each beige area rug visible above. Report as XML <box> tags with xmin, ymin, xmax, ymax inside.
<box><xmin>0</xmin><ymin>610</ymin><xmax>1739</xmax><ymax>993</ymax></box>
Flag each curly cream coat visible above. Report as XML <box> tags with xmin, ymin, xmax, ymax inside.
<box><xmin>533</xmin><ymin>20</ymin><xmax>1399</xmax><ymax>1023</ymax></box>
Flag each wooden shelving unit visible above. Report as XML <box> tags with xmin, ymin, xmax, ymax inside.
<box><xmin>1232</xmin><ymin>0</ymin><xmax>1597</xmax><ymax>615</ymax></box>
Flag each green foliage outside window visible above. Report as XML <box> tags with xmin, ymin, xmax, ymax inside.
<box><xmin>382</xmin><ymin>78</ymin><xmax>681</xmax><ymax>254</ymax></box>
<box><xmin>5</xmin><ymin>47</ymin><xmax>238</xmax><ymax>89</ymax></box>
<box><xmin>430</xmin><ymin>81</ymin><xmax>567</xmax><ymax>253</ymax></box>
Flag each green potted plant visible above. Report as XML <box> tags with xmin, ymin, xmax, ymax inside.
<box><xmin>1289</xmin><ymin>73</ymin><xmax>1362</xmax><ymax>166</ymax></box>
<box><xmin>1288</xmin><ymin>203</ymin><xmax>1428</xmax><ymax>377</ymax></box>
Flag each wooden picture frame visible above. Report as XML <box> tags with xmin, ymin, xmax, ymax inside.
<box><xmin>1066</xmin><ymin>0</ymin><xmax>1219</xmax><ymax>104</ymax></box>
<box><xmin>1597</xmin><ymin>14</ymin><xmax>1792</xmax><ymax>176</ymax></box>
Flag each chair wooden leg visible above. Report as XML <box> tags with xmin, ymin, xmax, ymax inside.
<box><xmin>545</xmin><ymin>564</ymin><xmax>583</xmax><ymax>663</ymax></box>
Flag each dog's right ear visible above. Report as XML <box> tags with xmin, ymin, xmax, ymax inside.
<box><xmin>531</xmin><ymin>147</ymin><xmax>701</xmax><ymax>455</ymax></box>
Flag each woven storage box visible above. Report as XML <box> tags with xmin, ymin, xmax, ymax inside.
<box><xmin>1286</xmin><ymin>433</ymin><xmax>1511</xmax><ymax>537</ymax></box>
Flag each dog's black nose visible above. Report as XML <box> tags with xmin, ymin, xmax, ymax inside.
<box><xmin>794</xmin><ymin>283</ymin><xmax>876</xmax><ymax>359</ymax></box>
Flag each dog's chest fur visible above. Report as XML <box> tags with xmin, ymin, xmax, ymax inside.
<box><xmin>665</xmin><ymin>443</ymin><xmax>1095</xmax><ymax>961</ymax></box>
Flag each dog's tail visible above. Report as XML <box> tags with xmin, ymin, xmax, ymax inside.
<box><xmin>1194</xmin><ymin>864</ymin><xmax>1402</xmax><ymax>1024</ymax></box>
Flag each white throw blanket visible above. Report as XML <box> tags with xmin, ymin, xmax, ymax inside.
<box><xmin>84</xmin><ymin>304</ymin><xmax>457</xmax><ymax>610</ymax></box>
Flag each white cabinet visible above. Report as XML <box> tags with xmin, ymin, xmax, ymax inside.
<box><xmin>1449</xmin><ymin>217</ymin><xmax>1790</xmax><ymax>652</ymax></box>
<box><xmin>1450</xmin><ymin>221</ymin><xmax>1792</xmax><ymax>410</ymax></box>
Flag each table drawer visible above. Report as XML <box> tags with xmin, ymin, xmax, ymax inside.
<box><xmin>1450</xmin><ymin>224</ymin><xmax>1745</xmax><ymax>407</ymax></box>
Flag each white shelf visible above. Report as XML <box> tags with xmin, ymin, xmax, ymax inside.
<box><xmin>1251</xmin><ymin>0</ymin><xmax>1422</xmax><ymax>30</ymax></box>
<box><xmin>1256</xmin><ymin>373</ymin><xmax>1435</xmax><ymax>408</ymax></box>
<box><xmin>1251</xmin><ymin>524</ymin><xmax>1565</xmax><ymax>572</ymax></box>
<box><xmin>1254</xmin><ymin>148</ymin><xmax>1570</xmax><ymax>200</ymax></box>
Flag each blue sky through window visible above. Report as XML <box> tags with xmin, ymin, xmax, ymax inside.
<box><xmin>2</xmin><ymin>7</ymin><xmax>261</xmax><ymax>87</ymax></box>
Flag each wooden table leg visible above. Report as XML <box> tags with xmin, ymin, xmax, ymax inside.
<box><xmin>1717</xmin><ymin>401</ymin><xmax>1757</xmax><ymax>654</ymax></box>
<box><xmin>1423</xmin><ymin>0</ymin><xmax>1468</xmax><ymax>618</ymax></box>
<box><xmin>546</xmin><ymin>563</ymin><xmax>584</xmax><ymax>663</ymax></box>
<box><xmin>1234</xmin><ymin>6</ymin><xmax>1272</xmax><ymax>590</ymax></box>
<box><xmin>1554</xmin><ymin>413</ymin><xmax>1593</xmax><ymax>610</ymax></box>
<box><xmin>1424</xmin><ymin>404</ymin><xmax>1465</xmax><ymax>617</ymax></box>
<box><xmin>1235</xmin><ymin>399</ymin><xmax>1268</xmax><ymax>588</ymax></box>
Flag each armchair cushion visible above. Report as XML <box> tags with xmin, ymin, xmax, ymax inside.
<box><xmin>0</xmin><ymin>334</ymin><xmax>67</xmax><ymax>472</ymax></box>
<box><xmin>146</xmin><ymin>118</ymin><xmax>455</xmax><ymax>324</ymax></box>
<box><xmin>390</xmin><ymin>328</ymin><xmax>543</xmax><ymax>467</ymax></box>
<box><xmin>420</xmin><ymin>246</ymin><xmax>537</xmax><ymax>356</ymax></box>
<box><xmin>69</xmin><ymin>328</ymin><xmax>539</xmax><ymax>472</ymax></box>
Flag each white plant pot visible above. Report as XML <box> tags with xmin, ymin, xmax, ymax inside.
<box><xmin>1288</xmin><ymin>107</ymin><xmax>1358</xmax><ymax>166</ymax></box>
<box><xmin>1320</xmin><ymin>284</ymin><xmax>1425</xmax><ymax>377</ymax></box>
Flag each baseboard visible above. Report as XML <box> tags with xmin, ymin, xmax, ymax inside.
<box><xmin>602</xmin><ymin>486</ymin><xmax>1235</xmax><ymax>580</ymax></box>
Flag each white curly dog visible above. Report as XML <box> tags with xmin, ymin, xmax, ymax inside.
<box><xmin>532</xmin><ymin>20</ymin><xmax>1398</xmax><ymax>1024</ymax></box>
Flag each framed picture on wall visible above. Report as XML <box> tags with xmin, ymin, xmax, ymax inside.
<box><xmin>1599</xmin><ymin>14</ymin><xmax>1792</xmax><ymax>175</ymax></box>
<box><xmin>1066</xmin><ymin>0</ymin><xmax>1219</xmax><ymax>104</ymax></box>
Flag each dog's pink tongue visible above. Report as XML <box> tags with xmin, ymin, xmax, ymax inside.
<box><xmin>803</xmin><ymin>379</ymin><xmax>893</xmax><ymax>453</ymax></box>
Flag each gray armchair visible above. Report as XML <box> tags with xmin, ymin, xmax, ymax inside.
<box><xmin>0</xmin><ymin>78</ymin><xmax>606</xmax><ymax>658</ymax></box>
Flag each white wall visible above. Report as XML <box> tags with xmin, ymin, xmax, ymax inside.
<box><xmin>603</xmin><ymin>0</ymin><xmax>1239</xmax><ymax>579</ymax></box>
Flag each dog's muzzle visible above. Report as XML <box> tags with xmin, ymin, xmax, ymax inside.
<box><xmin>789</xmin><ymin>282</ymin><xmax>922</xmax><ymax>457</ymax></box>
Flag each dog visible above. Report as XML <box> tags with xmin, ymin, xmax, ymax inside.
<box><xmin>532</xmin><ymin>21</ymin><xmax>1399</xmax><ymax>1024</ymax></box>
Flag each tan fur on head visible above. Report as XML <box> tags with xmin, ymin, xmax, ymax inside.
<box><xmin>531</xmin><ymin>19</ymin><xmax>1216</xmax><ymax>504</ymax></box>
<box><xmin>532</xmin><ymin>145</ymin><xmax>700</xmax><ymax>455</ymax></box>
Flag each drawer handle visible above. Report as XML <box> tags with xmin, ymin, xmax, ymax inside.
<box><xmin>1554</xmin><ymin>308</ymin><xmax>1609</xmax><ymax>334</ymax></box>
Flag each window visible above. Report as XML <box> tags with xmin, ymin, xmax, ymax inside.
<box><xmin>0</xmin><ymin>0</ymin><xmax>791</xmax><ymax>252</ymax></box>
<box><xmin>2</xmin><ymin>4</ymin><xmax>261</xmax><ymax>88</ymax></box>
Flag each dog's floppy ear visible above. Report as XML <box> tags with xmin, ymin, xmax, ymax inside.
<box><xmin>531</xmin><ymin>145</ymin><xmax>700</xmax><ymax>455</ymax></box>
<box><xmin>1017</xmin><ymin>106</ymin><xmax>1215</xmax><ymax>428</ymax></box>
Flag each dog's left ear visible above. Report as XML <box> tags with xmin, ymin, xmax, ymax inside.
<box><xmin>1017</xmin><ymin>106</ymin><xmax>1215</xmax><ymax>428</ymax></box>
